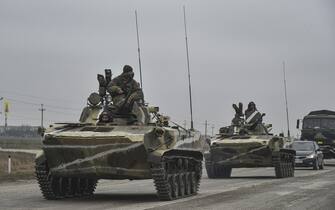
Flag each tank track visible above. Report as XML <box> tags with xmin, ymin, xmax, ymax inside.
<box><xmin>35</xmin><ymin>160</ymin><xmax>98</xmax><ymax>200</ymax></box>
<box><xmin>205</xmin><ymin>161</ymin><xmax>232</xmax><ymax>178</ymax></box>
<box><xmin>151</xmin><ymin>156</ymin><xmax>202</xmax><ymax>201</ymax></box>
<box><xmin>272</xmin><ymin>151</ymin><xmax>295</xmax><ymax>178</ymax></box>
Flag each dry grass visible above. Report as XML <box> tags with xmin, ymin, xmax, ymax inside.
<box><xmin>0</xmin><ymin>151</ymin><xmax>35</xmax><ymax>182</ymax></box>
<box><xmin>0</xmin><ymin>137</ymin><xmax>42</xmax><ymax>149</ymax></box>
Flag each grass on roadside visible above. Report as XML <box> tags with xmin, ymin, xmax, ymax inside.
<box><xmin>0</xmin><ymin>137</ymin><xmax>42</xmax><ymax>149</ymax></box>
<box><xmin>0</xmin><ymin>151</ymin><xmax>35</xmax><ymax>183</ymax></box>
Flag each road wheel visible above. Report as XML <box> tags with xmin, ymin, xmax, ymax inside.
<box><xmin>313</xmin><ymin>159</ymin><xmax>319</xmax><ymax>170</ymax></box>
<box><xmin>178</xmin><ymin>173</ymin><xmax>185</xmax><ymax>197</ymax></box>
<box><xmin>190</xmin><ymin>172</ymin><xmax>197</xmax><ymax>194</ymax></box>
<box><xmin>205</xmin><ymin>162</ymin><xmax>215</xmax><ymax>178</ymax></box>
<box><xmin>220</xmin><ymin>166</ymin><xmax>232</xmax><ymax>178</ymax></box>
<box><xmin>35</xmin><ymin>160</ymin><xmax>97</xmax><ymax>200</ymax></box>
<box><xmin>35</xmin><ymin>160</ymin><xmax>58</xmax><ymax>200</ymax></box>
<box><xmin>275</xmin><ymin>162</ymin><xmax>284</xmax><ymax>178</ymax></box>
<box><xmin>184</xmin><ymin>173</ymin><xmax>192</xmax><ymax>195</ymax></box>
<box><xmin>209</xmin><ymin>164</ymin><xmax>232</xmax><ymax>178</ymax></box>
<box><xmin>172</xmin><ymin>174</ymin><xmax>179</xmax><ymax>198</ymax></box>
<box><xmin>290</xmin><ymin>162</ymin><xmax>295</xmax><ymax>177</ymax></box>
<box><xmin>274</xmin><ymin>151</ymin><xmax>295</xmax><ymax>178</ymax></box>
<box><xmin>151</xmin><ymin>156</ymin><xmax>202</xmax><ymax>201</ymax></box>
<box><xmin>283</xmin><ymin>163</ymin><xmax>288</xmax><ymax>177</ymax></box>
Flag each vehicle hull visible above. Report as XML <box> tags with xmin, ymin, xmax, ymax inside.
<box><xmin>205</xmin><ymin>146</ymin><xmax>276</xmax><ymax>168</ymax></box>
<box><xmin>40</xmin><ymin>124</ymin><xmax>203</xmax><ymax>180</ymax></box>
<box><xmin>44</xmin><ymin>142</ymin><xmax>151</xmax><ymax>179</ymax></box>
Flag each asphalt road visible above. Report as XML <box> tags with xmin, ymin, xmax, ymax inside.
<box><xmin>1</xmin><ymin>160</ymin><xmax>335</xmax><ymax>210</ymax></box>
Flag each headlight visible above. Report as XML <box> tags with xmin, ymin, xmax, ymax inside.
<box><xmin>306</xmin><ymin>153</ymin><xmax>316</xmax><ymax>159</ymax></box>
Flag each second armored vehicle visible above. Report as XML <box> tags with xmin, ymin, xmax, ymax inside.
<box><xmin>35</xmin><ymin>68</ymin><xmax>203</xmax><ymax>201</ymax></box>
<box><xmin>205</xmin><ymin>102</ymin><xmax>295</xmax><ymax>178</ymax></box>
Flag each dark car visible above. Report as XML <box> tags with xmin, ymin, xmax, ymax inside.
<box><xmin>290</xmin><ymin>141</ymin><xmax>324</xmax><ymax>170</ymax></box>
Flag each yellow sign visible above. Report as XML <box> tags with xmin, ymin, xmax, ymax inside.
<box><xmin>4</xmin><ymin>100</ymin><xmax>10</xmax><ymax>113</ymax></box>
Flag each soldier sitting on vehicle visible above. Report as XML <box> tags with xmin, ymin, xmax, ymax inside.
<box><xmin>232</xmin><ymin>102</ymin><xmax>244</xmax><ymax>126</ymax></box>
<box><xmin>106</xmin><ymin>65</ymin><xmax>146</xmax><ymax>124</ymax></box>
<box><xmin>225</xmin><ymin>102</ymin><xmax>267</xmax><ymax>135</ymax></box>
<box><xmin>244</xmin><ymin>102</ymin><xmax>262</xmax><ymax>127</ymax></box>
<box><xmin>244</xmin><ymin>101</ymin><xmax>268</xmax><ymax>134</ymax></box>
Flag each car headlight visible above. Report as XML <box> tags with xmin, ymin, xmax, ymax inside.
<box><xmin>306</xmin><ymin>153</ymin><xmax>316</xmax><ymax>159</ymax></box>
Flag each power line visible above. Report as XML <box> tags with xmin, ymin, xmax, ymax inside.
<box><xmin>47</xmin><ymin>109</ymin><xmax>79</xmax><ymax>116</ymax></box>
<box><xmin>2</xmin><ymin>96</ymin><xmax>80</xmax><ymax>111</ymax></box>
<box><xmin>4</xmin><ymin>97</ymin><xmax>40</xmax><ymax>106</ymax></box>
<box><xmin>9</xmin><ymin>113</ymin><xmax>40</xmax><ymax>121</ymax></box>
<box><xmin>0</xmin><ymin>96</ymin><xmax>80</xmax><ymax>126</ymax></box>
<box><xmin>0</xmin><ymin>90</ymin><xmax>79</xmax><ymax>104</ymax></box>
<box><xmin>43</xmin><ymin>104</ymin><xmax>79</xmax><ymax>111</ymax></box>
<box><xmin>9</xmin><ymin>116</ymin><xmax>41</xmax><ymax>121</ymax></box>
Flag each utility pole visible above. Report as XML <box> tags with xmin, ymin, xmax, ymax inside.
<box><xmin>211</xmin><ymin>124</ymin><xmax>215</xmax><ymax>136</ymax></box>
<box><xmin>283</xmin><ymin>61</ymin><xmax>291</xmax><ymax>138</ymax></box>
<box><xmin>205</xmin><ymin>120</ymin><xmax>208</xmax><ymax>137</ymax></box>
<box><xmin>183</xmin><ymin>5</ymin><xmax>194</xmax><ymax>130</ymax></box>
<box><xmin>39</xmin><ymin>104</ymin><xmax>46</xmax><ymax>128</ymax></box>
<box><xmin>0</xmin><ymin>97</ymin><xmax>3</xmax><ymax>115</ymax></box>
<box><xmin>3</xmin><ymin>98</ymin><xmax>8</xmax><ymax>131</ymax></box>
<box><xmin>4</xmin><ymin>113</ymin><xmax>7</xmax><ymax>129</ymax></box>
<box><xmin>0</xmin><ymin>97</ymin><xmax>5</xmax><ymax>132</ymax></box>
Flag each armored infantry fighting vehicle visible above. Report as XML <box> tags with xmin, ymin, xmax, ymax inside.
<box><xmin>204</xmin><ymin>102</ymin><xmax>295</xmax><ymax>178</ymax></box>
<box><xmin>35</xmin><ymin>69</ymin><xmax>203</xmax><ymax>201</ymax></box>
<box><xmin>297</xmin><ymin>110</ymin><xmax>335</xmax><ymax>159</ymax></box>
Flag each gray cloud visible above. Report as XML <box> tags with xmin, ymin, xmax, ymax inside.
<box><xmin>0</xmin><ymin>0</ymin><xmax>334</xmax><ymax>136</ymax></box>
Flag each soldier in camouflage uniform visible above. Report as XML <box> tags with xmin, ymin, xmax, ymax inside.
<box><xmin>107</xmin><ymin>65</ymin><xmax>145</xmax><ymax>124</ymax></box>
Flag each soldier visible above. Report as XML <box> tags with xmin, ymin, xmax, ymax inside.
<box><xmin>108</xmin><ymin>65</ymin><xmax>144</xmax><ymax>100</ymax></box>
<box><xmin>107</xmin><ymin>65</ymin><xmax>145</xmax><ymax>124</ymax></box>
<box><xmin>245</xmin><ymin>101</ymin><xmax>257</xmax><ymax>120</ymax></box>
<box><xmin>232</xmin><ymin>102</ymin><xmax>244</xmax><ymax>126</ymax></box>
<box><xmin>244</xmin><ymin>101</ymin><xmax>264</xmax><ymax>130</ymax></box>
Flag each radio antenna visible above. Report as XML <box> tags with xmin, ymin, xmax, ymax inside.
<box><xmin>183</xmin><ymin>6</ymin><xmax>194</xmax><ymax>130</ymax></box>
<box><xmin>283</xmin><ymin>61</ymin><xmax>291</xmax><ymax>138</ymax></box>
<box><xmin>135</xmin><ymin>10</ymin><xmax>143</xmax><ymax>89</ymax></box>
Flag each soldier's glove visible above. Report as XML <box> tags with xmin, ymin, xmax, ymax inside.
<box><xmin>105</xmin><ymin>69</ymin><xmax>112</xmax><ymax>84</ymax></box>
<box><xmin>108</xmin><ymin>86</ymin><xmax>124</xmax><ymax>96</ymax></box>
<box><xmin>99</xmin><ymin>87</ymin><xmax>106</xmax><ymax>97</ymax></box>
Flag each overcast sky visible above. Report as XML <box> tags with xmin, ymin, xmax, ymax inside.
<box><xmin>0</xmin><ymin>0</ymin><xmax>334</xmax><ymax>136</ymax></box>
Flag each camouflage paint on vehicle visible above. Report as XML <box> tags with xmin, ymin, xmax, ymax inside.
<box><xmin>204</xmin><ymin>102</ymin><xmax>295</xmax><ymax>178</ymax></box>
<box><xmin>35</xmin><ymin>69</ymin><xmax>203</xmax><ymax>201</ymax></box>
<box><xmin>299</xmin><ymin>110</ymin><xmax>335</xmax><ymax>159</ymax></box>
